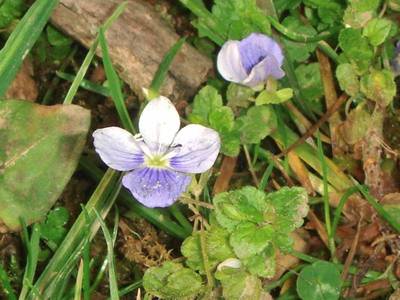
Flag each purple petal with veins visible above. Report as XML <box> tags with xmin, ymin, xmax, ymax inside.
<box><xmin>122</xmin><ymin>168</ymin><xmax>192</xmax><ymax>207</ymax></box>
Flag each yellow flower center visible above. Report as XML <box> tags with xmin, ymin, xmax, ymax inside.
<box><xmin>145</xmin><ymin>155</ymin><xmax>169</xmax><ymax>169</ymax></box>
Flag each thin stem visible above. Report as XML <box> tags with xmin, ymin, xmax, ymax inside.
<box><xmin>267</xmin><ymin>16</ymin><xmax>338</xmax><ymax>43</ymax></box>
<box><xmin>169</xmin><ymin>204</ymin><xmax>192</xmax><ymax>235</ymax></box>
<box><xmin>316</xmin><ymin>132</ymin><xmax>335</xmax><ymax>261</ymax></box>
<box><xmin>243</xmin><ymin>145</ymin><xmax>260</xmax><ymax>187</ymax></box>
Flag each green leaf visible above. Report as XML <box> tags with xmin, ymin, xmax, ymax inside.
<box><xmin>281</xmin><ymin>16</ymin><xmax>317</xmax><ymax>63</ymax></box>
<box><xmin>215</xmin><ymin>267</ymin><xmax>269</xmax><ymax>300</ymax></box>
<box><xmin>229</xmin><ymin>222</ymin><xmax>273</xmax><ymax>259</ymax></box>
<box><xmin>336</xmin><ymin>63</ymin><xmax>360</xmax><ymax>96</ymax></box>
<box><xmin>339</xmin><ymin>28</ymin><xmax>374</xmax><ymax>74</ymax></box>
<box><xmin>303</xmin><ymin>0</ymin><xmax>344</xmax><ymax>26</ymax></box>
<box><xmin>389</xmin><ymin>0</ymin><xmax>400</xmax><ymax>11</ymax></box>
<box><xmin>0</xmin><ymin>0</ymin><xmax>59</xmax><ymax>97</ymax></box>
<box><xmin>226</xmin><ymin>83</ymin><xmax>255</xmax><ymax>108</ymax></box>
<box><xmin>297</xmin><ymin>261</ymin><xmax>342</xmax><ymax>300</ymax></box>
<box><xmin>343</xmin><ymin>0</ymin><xmax>380</xmax><ymax>28</ymax></box>
<box><xmin>214</xmin><ymin>187</ymin><xmax>268</xmax><ymax>231</ymax></box>
<box><xmin>181</xmin><ymin>225</ymin><xmax>234</xmax><ymax>273</ymax></box>
<box><xmin>360</xmin><ymin>68</ymin><xmax>396</xmax><ymax>106</ymax></box>
<box><xmin>143</xmin><ymin>261</ymin><xmax>203</xmax><ymax>299</ymax></box>
<box><xmin>341</xmin><ymin>104</ymin><xmax>371</xmax><ymax>144</ymax></box>
<box><xmin>242</xmin><ymin>245</ymin><xmax>276</xmax><ymax>278</ymax></box>
<box><xmin>220</xmin><ymin>129</ymin><xmax>241</xmax><ymax>157</ymax></box>
<box><xmin>266</xmin><ymin>187</ymin><xmax>309</xmax><ymax>234</ymax></box>
<box><xmin>46</xmin><ymin>26</ymin><xmax>72</xmax><ymax>47</ymax></box>
<box><xmin>196</xmin><ymin>0</ymin><xmax>270</xmax><ymax>40</ymax></box>
<box><xmin>295</xmin><ymin>63</ymin><xmax>324</xmax><ymax>101</ymax></box>
<box><xmin>256</xmin><ymin>88</ymin><xmax>293</xmax><ymax>105</ymax></box>
<box><xmin>0</xmin><ymin>0</ymin><xmax>25</xmax><ymax>29</ymax></box>
<box><xmin>41</xmin><ymin>207</ymin><xmax>69</xmax><ymax>250</ymax></box>
<box><xmin>189</xmin><ymin>85</ymin><xmax>223</xmax><ymax>125</ymax></box>
<box><xmin>0</xmin><ymin>100</ymin><xmax>90</xmax><ymax>230</ymax></box>
<box><xmin>363</xmin><ymin>18</ymin><xmax>392</xmax><ymax>46</ymax></box>
<box><xmin>209</xmin><ymin>106</ymin><xmax>234</xmax><ymax>132</ymax></box>
<box><xmin>237</xmin><ymin>105</ymin><xmax>277</xmax><ymax>144</ymax></box>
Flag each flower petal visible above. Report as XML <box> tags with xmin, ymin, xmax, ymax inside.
<box><xmin>139</xmin><ymin>96</ymin><xmax>180</xmax><ymax>152</ymax></box>
<box><xmin>122</xmin><ymin>168</ymin><xmax>191</xmax><ymax>207</ymax></box>
<box><xmin>217</xmin><ymin>40</ymin><xmax>248</xmax><ymax>83</ymax></box>
<box><xmin>93</xmin><ymin>127</ymin><xmax>145</xmax><ymax>171</ymax></box>
<box><xmin>242</xmin><ymin>55</ymin><xmax>285</xmax><ymax>87</ymax></box>
<box><xmin>169</xmin><ymin>124</ymin><xmax>220</xmax><ymax>173</ymax></box>
<box><xmin>238</xmin><ymin>33</ymin><xmax>284</xmax><ymax>73</ymax></box>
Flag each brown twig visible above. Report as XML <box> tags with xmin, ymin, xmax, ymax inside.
<box><xmin>277</xmin><ymin>94</ymin><xmax>348</xmax><ymax>158</ymax></box>
<box><xmin>212</xmin><ymin>156</ymin><xmax>237</xmax><ymax>195</ymax></box>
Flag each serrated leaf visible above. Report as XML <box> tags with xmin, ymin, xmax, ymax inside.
<box><xmin>360</xmin><ymin>69</ymin><xmax>396</xmax><ymax>106</ymax></box>
<box><xmin>188</xmin><ymin>85</ymin><xmax>223</xmax><ymax>125</ymax></box>
<box><xmin>343</xmin><ymin>0</ymin><xmax>380</xmax><ymax>28</ymax></box>
<box><xmin>41</xmin><ymin>207</ymin><xmax>69</xmax><ymax>249</ymax></box>
<box><xmin>0</xmin><ymin>100</ymin><xmax>90</xmax><ymax>231</ymax></box>
<box><xmin>297</xmin><ymin>261</ymin><xmax>342</xmax><ymax>300</ymax></box>
<box><xmin>181</xmin><ymin>225</ymin><xmax>234</xmax><ymax>273</ymax></box>
<box><xmin>0</xmin><ymin>0</ymin><xmax>25</xmax><ymax>29</ymax></box>
<box><xmin>363</xmin><ymin>18</ymin><xmax>392</xmax><ymax>46</ymax></box>
<box><xmin>336</xmin><ymin>63</ymin><xmax>360</xmax><ymax>96</ymax></box>
<box><xmin>143</xmin><ymin>261</ymin><xmax>203</xmax><ymax>299</ymax></box>
<box><xmin>207</xmin><ymin>0</ymin><xmax>271</xmax><ymax>40</ymax></box>
<box><xmin>339</xmin><ymin>28</ymin><xmax>374</xmax><ymax>74</ymax></box>
<box><xmin>266</xmin><ymin>187</ymin><xmax>309</xmax><ymax>233</ymax></box>
<box><xmin>242</xmin><ymin>245</ymin><xmax>276</xmax><ymax>278</ymax></box>
<box><xmin>215</xmin><ymin>267</ymin><xmax>269</xmax><ymax>300</ymax></box>
<box><xmin>209</xmin><ymin>106</ymin><xmax>234</xmax><ymax>132</ymax></box>
<box><xmin>281</xmin><ymin>16</ymin><xmax>317</xmax><ymax>63</ymax></box>
<box><xmin>237</xmin><ymin>105</ymin><xmax>277</xmax><ymax>144</ymax></box>
<box><xmin>214</xmin><ymin>187</ymin><xmax>268</xmax><ymax>231</ymax></box>
<box><xmin>220</xmin><ymin>129</ymin><xmax>241</xmax><ymax>157</ymax></box>
<box><xmin>295</xmin><ymin>63</ymin><xmax>324</xmax><ymax>101</ymax></box>
<box><xmin>226</xmin><ymin>83</ymin><xmax>255</xmax><ymax>108</ymax></box>
<box><xmin>230</xmin><ymin>222</ymin><xmax>274</xmax><ymax>259</ymax></box>
<box><xmin>256</xmin><ymin>89</ymin><xmax>293</xmax><ymax>105</ymax></box>
<box><xmin>340</xmin><ymin>104</ymin><xmax>371</xmax><ymax>144</ymax></box>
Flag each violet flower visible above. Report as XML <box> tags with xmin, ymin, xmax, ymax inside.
<box><xmin>93</xmin><ymin>96</ymin><xmax>220</xmax><ymax>208</ymax></box>
<box><xmin>217</xmin><ymin>33</ymin><xmax>285</xmax><ymax>87</ymax></box>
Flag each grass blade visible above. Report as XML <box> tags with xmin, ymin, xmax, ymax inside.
<box><xmin>0</xmin><ymin>263</ymin><xmax>16</xmax><ymax>300</ymax></box>
<box><xmin>63</xmin><ymin>1</ymin><xmax>127</xmax><ymax>105</ymax></box>
<box><xmin>94</xmin><ymin>210</ymin><xmax>120</xmax><ymax>300</ymax></box>
<box><xmin>149</xmin><ymin>38</ymin><xmax>186</xmax><ymax>97</ymax></box>
<box><xmin>98</xmin><ymin>28</ymin><xmax>135</xmax><ymax>133</ymax></box>
<box><xmin>30</xmin><ymin>169</ymin><xmax>121</xmax><ymax>299</ymax></box>
<box><xmin>0</xmin><ymin>0</ymin><xmax>59</xmax><ymax>97</ymax></box>
<box><xmin>19</xmin><ymin>223</ymin><xmax>41</xmax><ymax>300</ymax></box>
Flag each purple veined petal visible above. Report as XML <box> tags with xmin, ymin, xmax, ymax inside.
<box><xmin>122</xmin><ymin>167</ymin><xmax>192</xmax><ymax>208</ymax></box>
<box><xmin>238</xmin><ymin>33</ymin><xmax>284</xmax><ymax>74</ymax></box>
<box><xmin>93</xmin><ymin>127</ymin><xmax>145</xmax><ymax>171</ymax></box>
<box><xmin>168</xmin><ymin>124</ymin><xmax>220</xmax><ymax>173</ymax></box>
<box><xmin>139</xmin><ymin>96</ymin><xmax>180</xmax><ymax>153</ymax></box>
<box><xmin>217</xmin><ymin>40</ymin><xmax>248</xmax><ymax>83</ymax></box>
<box><xmin>242</xmin><ymin>55</ymin><xmax>285</xmax><ymax>87</ymax></box>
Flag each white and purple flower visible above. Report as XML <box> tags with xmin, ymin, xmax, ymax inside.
<box><xmin>217</xmin><ymin>33</ymin><xmax>285</xmax><ymax>87</ymax></box>
<box><xmin>93</xmin><ymin>96</ymin><xmax>220</xmax><ymax>208</ymax></box>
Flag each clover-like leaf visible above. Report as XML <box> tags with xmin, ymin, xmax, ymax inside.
<box><xmin>0</xmin><ymin>100</ymin><xmax>90</xmax><ymax>231</ymax></box>
<box><xmin>297</xmin><ymin>261</ymin><xmax>342</xmax><ymax>300</ymax></box>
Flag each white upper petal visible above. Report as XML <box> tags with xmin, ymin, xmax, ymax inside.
<box><xmin>93</xmin><ymin>127</ymin><xmax>145</xmax><ymax>171</ymax></box>
<box><xmin>169</xmin><ymin>124</ymin><xmax>220</xmax><ymax>173</ymax></box>
<box><xmin>139</xmin><ymin>96</ymin><xmax>180</xmax><ymax>151</ymax></box>
<box><xmin>217</xmin><ymin>41</ymin><xmax>248</xmax><ymax>84</ymax></box>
